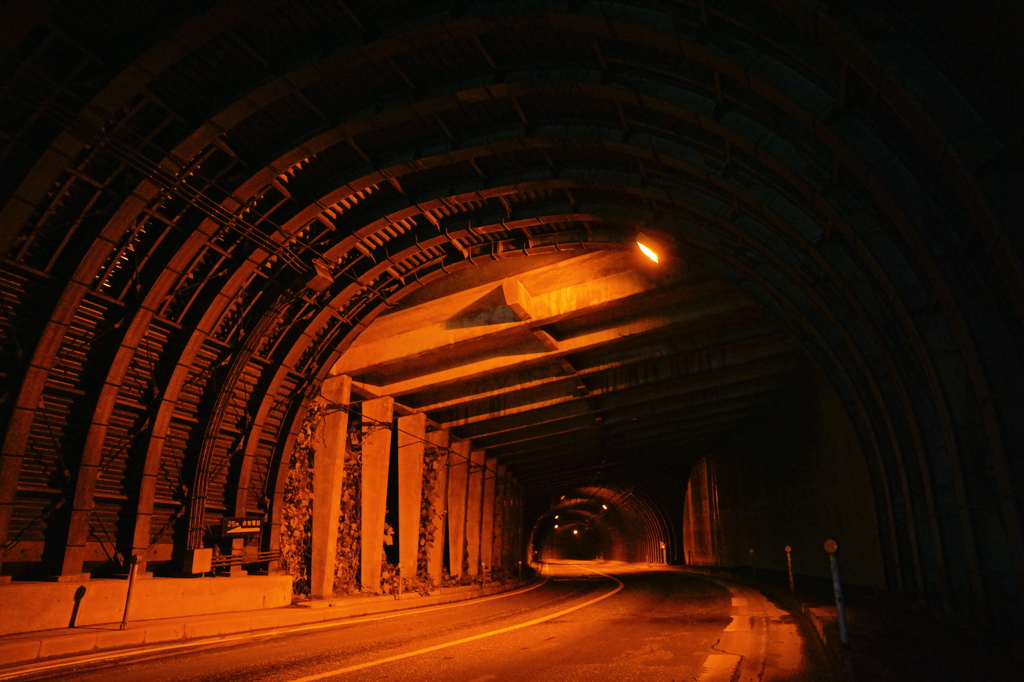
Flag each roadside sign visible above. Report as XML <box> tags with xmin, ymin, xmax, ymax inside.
<box><xmin>222</xmin><ymin>517</ymin><xmax>263</xmax><ymax>536</ymax></box>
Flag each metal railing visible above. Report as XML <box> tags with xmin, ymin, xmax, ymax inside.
<box><xmin>210</xmin><ymin>549</ymin><xmax>282</xmax><ymax>568</ymax></box>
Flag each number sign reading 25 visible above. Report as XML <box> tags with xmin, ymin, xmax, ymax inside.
<box><xmin>222</xmin><ymin>517</ymin><xmax>263</xmax><ymax>536</ymax></box>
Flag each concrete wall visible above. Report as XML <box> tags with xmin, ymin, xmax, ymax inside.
<box><xmin>0</xmin><ymin>575</ymin><xmax>292</xmax><ymax>636</ymax></box>
<box><xmin>692</xmin><ymin>370</ymin><xmax>885</xmax><ymax>589</ymax></box>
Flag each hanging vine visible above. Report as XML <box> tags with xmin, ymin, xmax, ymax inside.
<box><xmin>279</xmin><ymin>400</ymin><xmax>322</xmax><ymax>596</ymax></box>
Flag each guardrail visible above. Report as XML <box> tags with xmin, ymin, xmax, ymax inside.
<box><xmin>210</xmin><ymin>550</ymin><xmax>282</xmax><ymax>568</ymax></box>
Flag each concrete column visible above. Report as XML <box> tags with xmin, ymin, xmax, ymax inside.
<box><xmin>492</xmin><ymin>465</ymin><xmax>506</xmax><ymax>571</ymax></box>
<box><xmin>504</xmin><ymin>479</ymin><xmax>516</xmax><ymax>571</ymax></box>
<box><xmin>309</xmin><ymin>375</ymin><xmax>352</xmax><ymax>599</ymax></box>
<box><xmin>360</xmin><ymin>396</ymin><xmax>394</xmax><ymax>592</ymax></box>
<box><xmin>397</xmin><ymin>413</ymin><xmax>426</xmax><ymax>578</ymax></box>
<box><xmin>466</xmin><ymin>449</ymin><xmax>485</xmax><ymax>576</ymax></box>
<box><xmin>480</xmin><ymin>456</ymin><xmax>497</xmax><ymax>575</ymax></box>
<box><xmin>499</xmin><ymin>483</ymin><xmax>509</xmax><ymax>571</ymax></box>
<box><xmin>512</xmin><ymin>480</ymin><xmax>525</xmax><ymax>567</ymax></box>
<box><xmin>446</xmin><ymin>439</ymin><xmax>471</xmax><ymax>578</ymax></box>
<box><xmin>426</xmin><ymin>429</ymin><xmax>449</xmax><ymax>585</ymax></box>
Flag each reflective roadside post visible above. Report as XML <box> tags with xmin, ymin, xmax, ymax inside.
<box><xmin>785</xmin><ymin>545</ymin><xmax>794</xmax><ymax>594</ymax></box>
<box><xmin>824</xmin><ymin>538</ymin><xmax>849</xmax><ymax>646</ymax></box>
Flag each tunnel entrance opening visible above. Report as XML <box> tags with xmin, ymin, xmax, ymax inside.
<box><xmin>535</xmin><ymin>524</ymin><xmax>604</xmax><ymax>562</ymax></box>
<box><xmin>528</xmin><ymin>487</ymin><xmax>671</xmax><ymax>567</ymax></box>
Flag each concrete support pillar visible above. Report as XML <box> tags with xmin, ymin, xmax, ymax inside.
<box><xmin>466</xmin><ymin>449</ymin><xmax>485</xmax><ymax>576</ymax></box>
<box><xmin>501</xmin><ymin>474</ymin><xmax>523</xmax><ymax>572</ymax></box>
<box><xmin>492</xmin><ymin>465</ymin><xmax>506</xmax><ymax>571</ymax></box>
<box><xmin>507</xmin><ymin>476</ymin><xmax>519</xmax><ymax>572</ymax></box>
<box><xmin>360</xmin><ymin>397</ymin><xmax>394</xmax><ymax>592</ymax></box>
<box><xmin>397</xmin><ymin>413</ymin><xmax>426</xmax><ymax>579</ymax></box>
<box><xmin>480</xmin><ymin>457</ymin><xmax>497</xmax><ymax>575</ymax></box>
<box><xmin>513</xmin><ymin>481</ymin><xmax>525</xmax><ymax>567</ymax></box>
<box><xmin>446</xmin><ymin>439</ymin><xmax>471</xmax><ymax>578</ymax></box>
<box><xmin>309</xmin><ymin>375</ymin><xmax>352</xmax><ymax>600</ymax></box>
<box><xmin>426</xmin><ymin>429</ymin><xmax>449</xmax><ymax>585</ymax></box>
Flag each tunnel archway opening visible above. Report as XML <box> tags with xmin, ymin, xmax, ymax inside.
<box><xmin>528</xmin><ymin>487</ymin><xmax>671</xmax><ymax>567</ymax></box>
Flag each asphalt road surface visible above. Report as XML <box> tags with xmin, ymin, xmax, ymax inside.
<box><xmin>21</xmin><ymin>562</ymin><xmax>830</xmax><ymax>681</ymax></box>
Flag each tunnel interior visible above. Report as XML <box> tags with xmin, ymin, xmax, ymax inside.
<box><xmin>0</xmin><ymin>0</ymin><xmax>1022</xmax><ymax>633</ymax></box>
<box><xmin>529</xmin><ymin>487</ymin><xmax>670</xmax><ymax>565</ymax></box>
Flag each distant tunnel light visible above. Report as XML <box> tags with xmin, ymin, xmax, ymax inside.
<box><xmin>636</xmin><ymin>232</ymin><xmax>659</xmax><ymax>263</ymax></box>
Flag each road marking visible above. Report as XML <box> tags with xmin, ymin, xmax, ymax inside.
<box><xmin>724</xmin><ymin>615</ymin><xmax>752</xmax><ymax>631</ymax></box>
<box><xmin>697</xmin><ymin>653</ymin><xmax>741</xmax><ymax>682</ymax></box>
<box><xmin>0</xmin><ymin>580</ymin><xmax>550</xmax><ymax>681</ymax></box>
<box><xmin>290</xmin><ymin>565</ymin><xmax>625</xmax><ymax>680</ymax></box>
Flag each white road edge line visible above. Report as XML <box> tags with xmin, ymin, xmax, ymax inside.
<box><xmin>0</xmin><ymin>579</ymin><xmax>550</xmax><ymax>681</ymax></box>
<box><xmin>290</xmin><ymin>565</ymin><xmax>625</xmax><ymax>681</ymax></box>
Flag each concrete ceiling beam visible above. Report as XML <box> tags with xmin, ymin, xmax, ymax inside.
<box><xmin>332</xmin><ymin>252</ymin><xmax>663</xmax><ymax>377</ymax></box>
<box><xmin>488</xmin><ymin>386</ymin><xmax>786</xmax><ymax>463</ymax></box>
<box><xmin>357</xmin><ymin>287</ymin><xmax>757</xmax><ymax>398</ymax></box>
<box><xmin>479</xmin><ymin>387</ymin><xmax>782</xmax><ymax>454</ymax></box>
<box><xmin>443</xmin><ymin>345</ymin><xmax>803</xmax><ymax>432</ymax></box>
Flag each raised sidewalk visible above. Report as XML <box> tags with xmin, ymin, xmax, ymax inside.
<box><xmin>0</xmin><ymin>580</ymin><xmax>517</xmax><ymax>675</ymax></box>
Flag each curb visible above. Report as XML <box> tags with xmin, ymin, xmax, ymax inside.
<box><xmin>0</xmin><ymin>581</ymin><xmax>527</xmax><ymax>672</ymax></box>
<box><xmin>678</xmin><ymin>567</ymin><xmax>851</xmax><ymax>680</ymax></box>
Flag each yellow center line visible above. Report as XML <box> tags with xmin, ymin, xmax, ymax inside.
<box><xmin>290</xmin><ymin>565</ymin><xmax>625</xmax><ymax>681</ymax></box>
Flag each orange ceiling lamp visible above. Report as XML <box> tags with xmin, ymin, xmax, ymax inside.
<box><xmin>636</xmin><ymin>232</ymin><xmax>660</xmax><ymax>263</ymax></box>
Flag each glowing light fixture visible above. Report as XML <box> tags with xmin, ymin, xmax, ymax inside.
<box><xmin>554</xmin><ymin>524</ymin><xmax>559</xmax><ymax>529</ymax></box>
<box><xmin>601</xmin><ymin>504</ymin><xmax>608</xmax><ymax>510</ymax></box>
<box><xmin>573</xmin><ymin>529</ymin><xmax>579</xmax><ymax>535</ymax></box>
<box><xmin>636</xmin><ymin>232</ymin><xmax>659</xmax><ymax>263</ymax></box>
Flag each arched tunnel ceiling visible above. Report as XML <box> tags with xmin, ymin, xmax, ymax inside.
<box><xmin>1</xmin><ymin>0</ymin><xmax>1023</xmax><ymax>619</ymax></box>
